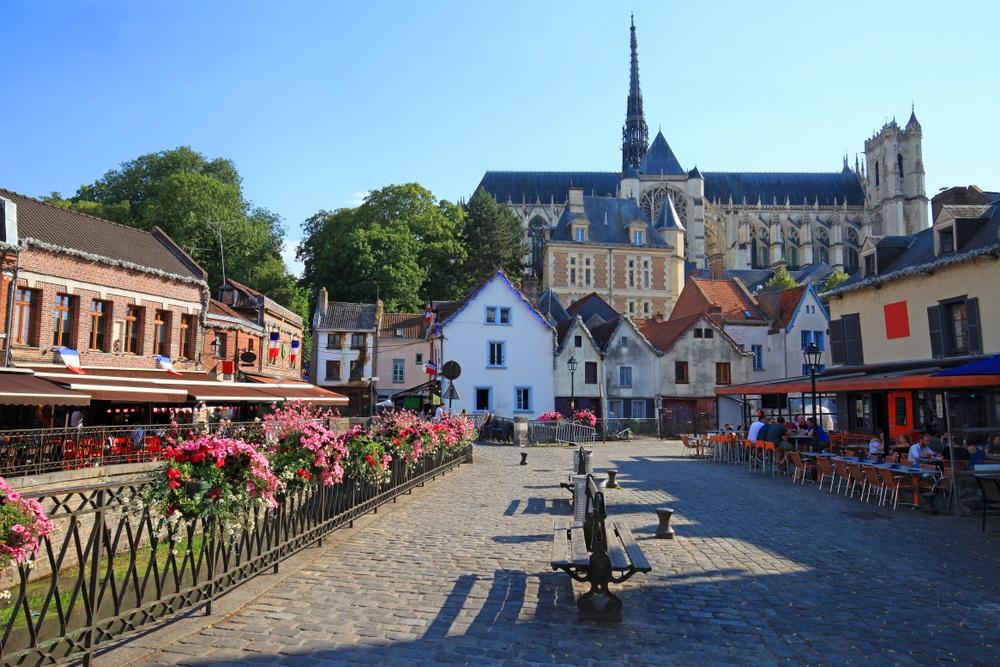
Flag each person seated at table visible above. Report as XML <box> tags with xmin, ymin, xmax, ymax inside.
<box><xmin>941</xmin><ymin>441</ymin><xmax>970</xmax><ymax>462</ymax></box>
<box><xmin>806</xmin><ymin>416</ymin><xmax>830</xmax><ymax>450</ymax></box>
<box><xmin>723</xmin><ymin>423</ymin><xmax>735</xmax><ymax>435</ymax></box>
<box><xmin>868</xmin><ymin>434</ymin><xmax>885</xmax><ymax>460</ymax></box>
<box><xmin>747</xmin><ymin>413</ymin><xmax>768</xmax><ymax>442</ymax></box>
<box><xmin>765</xmin><ymin>417</ymin><xmax>790</xmax><ymax>467</ymax></box>
<box><xmin>795</xmin><ymin>414</ymin><xmax>808</xmax><ymax>431</ymax></box>
<box><xmin>971</xmin><ymin>444</ymin><xmax>987</xmax><ymax>466</ymax></box>
<box><xmin>987</xmin><ymin>434</ymin><xmax>1000</xmax><ymax>457</ymax></box>
<box><xmin>908</xmin><ymin>433</ymin><xmax>935</xmax><ymax>466</ymax></box>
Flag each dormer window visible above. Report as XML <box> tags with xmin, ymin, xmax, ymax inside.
<box><xmin>632</xmin><ymin>230</ymin><xmax>644</xmax><ymax>245</ymax></box>
<box><xmin>938</xmin><ymin>226</ymin><xmax>955</xmax><ymax>255</ymax></box>
<box><xmin>574</xmin><ymin>227</ymin><xmax>586</xmax><ymax>242</ymax></box>
<box><xmin>863</xmin><ymin>253</ymin><xmax>876</xmax><ymax>277</ymax></box>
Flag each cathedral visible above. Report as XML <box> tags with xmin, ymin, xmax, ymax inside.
<box><xmin>475</xmin><ymin>16</ymin><xmax>929</xmax><ymax>313</ymax></box>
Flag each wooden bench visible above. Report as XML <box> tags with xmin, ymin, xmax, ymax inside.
<box><xmin>550</xmin><ymin>474</ymin><xmax>651</xmax><ymax>622</ymax></box>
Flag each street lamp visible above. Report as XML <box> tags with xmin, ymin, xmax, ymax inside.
<box><xmin>803</xmin><ymin>342</ymin><xmax>822</xmax><ymax>425</ymax></box>
<box><xmin>567</xmin><ymin>356</ymin><xmax>578</xmax><ymax>413</ymax></box>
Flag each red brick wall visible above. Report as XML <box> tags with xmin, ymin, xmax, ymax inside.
<box><xmin>260</xmin><ymin>313</ymin><xmax>303</xmax><ymax>379</ymax></box>
<box><xmin>3</xmin><ymin>247</ymin><xmax>205</xmax><ymax>370</ymax></box>
<box><xmin>203</xmin><ymin>323</ymin><xmax>263</xmax><ymax>377</ymax></box>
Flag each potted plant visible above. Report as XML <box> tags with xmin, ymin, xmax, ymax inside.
<box><xmin>0</xmin><ymin>476</ymin><xmax>54</xmax><ymax>570</ymax></box>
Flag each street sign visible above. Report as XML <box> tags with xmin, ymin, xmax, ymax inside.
<box><xmin>441</xmin><ymin>360</ymin><xmax>461</xmax><ymax>380</ymax></box>
<box><xmin>444</xmin><ymin>382</ymin><xmax>460</xmax><ymax>402</ymax></box>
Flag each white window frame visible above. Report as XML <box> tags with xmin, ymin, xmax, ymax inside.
<box><xmin>619</xmin><ymin>366</ymin><xmax>633</xmax><ymax>388</ymax></box>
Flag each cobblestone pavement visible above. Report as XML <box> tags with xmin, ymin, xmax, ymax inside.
<box><xmin>137</xmin><ymin>441</ymin><xmax>1000</xmax><ymax>666</ymax></box>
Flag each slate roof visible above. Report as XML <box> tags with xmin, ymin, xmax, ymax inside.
<box><xmin>536</xmin><ymin>288</ymin><xmax>571</xmax><ymax>325</ymax></box>
<box><xmin>315</xmin><ymin>302</ymin><xmax>379</xmax><ymax>332</ymax></box>
<box><xmin>440</xmin><ymin>270</ymin><xmax>553</xmax><ymax>331</ymax></box>
<box><xmin>567</xmin><ymin>292</ymin><xmax>620</xmax><ymax>323</ymax></box>
<box><xmin>207</xmin><ymin>299</ymin><xmax>265</xmax><ymax>333</ymax></box>
<box><xmin>694</xmin><ymin>263</ymin><xmax>835</xmax><ymax>293</ymax></box>
<box><xmin>0</xmin><ymin>187</ymin><xmax>205</xmax><ymax>281</ymax></box>
<box><xmin>588</xmin><ymin>318</ymin><xmax>620</xmax><ymax>350</ymax></box>
<box><xmin>656</xmin><ymin>193</ymin><xmax>684</xmax><ymax>229</ymax></box>
<box><xmin>639</xmin><ymin>131</ymin><xmax>685</xmax><ymax>176</ymax></box>
<box><xmin>828</xmin><ymin>200</ymin><xmax>1000</xmax><ymax>296</ymax></box>
<box><xmin>703</xmin><ymin>172</ymin><xmax>865</xmax><ymax>206</ymax></box>
<box><xmin>551</xmin><ymin>195</ymin><xmax>669</xmax><ymax>247</ymax></box>
<box><xmin>476</xmin><ymin>172</ymin><xmax>619</xmax><ymax>203</ymax></box>
<box><xmin>380</xmin><ymin>313</ymin><xmax>425</xmax><ymax>338</ymax></box>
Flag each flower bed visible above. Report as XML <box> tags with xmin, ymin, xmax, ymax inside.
<box><xmin>0</xmin><ymin>477</ymin><xmax>53</xmax><ymax>570</ymax></box>
<box><xmin>263</xmin><ymin>403</ymin><xmax>346</xmax><ymax>491</ymax></box>
<box><xmin>573</xmin><ymin>409</ymin><xmax>597</xmax><ymax>427</ymax></box>
<box><xmin>538</xmin><ymin>411</ymin><xmax>565</xmax><ymax>422</ymax></box>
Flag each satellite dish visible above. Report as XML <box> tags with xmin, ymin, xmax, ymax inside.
<box><xmin>441</xmin><ymin>361</ymin><xmax>461</xmax><ymax>380</ymax></box>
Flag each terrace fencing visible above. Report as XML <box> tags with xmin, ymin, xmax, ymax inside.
<box><xmin>527</xmin><ymin>420</ymin><xmax>596</xmax><ymax>445</ymax></box>
<box><xmin>0</xmin><ymin>445</ymin><xmax>472</xmax><ymax>666</ymax></box>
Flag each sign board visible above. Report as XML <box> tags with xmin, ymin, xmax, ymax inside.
<box><xmin>441</xmin><ymin>361</ymin><xmax>462</xmax><ymax>381</ymax></box>
<box><xmin>239</xmin><ymin>350</ymin><xmax>258</xmax><ymax>365</ymax></box>
<box><xmin>444</xmin><ymin>381</ymin><xmax>460</xmax><ymax>402</ymax></box>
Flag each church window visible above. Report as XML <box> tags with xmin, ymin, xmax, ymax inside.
<box><xmin>642</xmin><ymin>259</ymin><xmax>651</xmax><ymax>288</ymax></box>
<box><xmin>897</xmin><ymin>154</ymin><xmax>904</xmax><ymax>180</ymax></box>
<box><xmin>584</xmin><ymin>257</ymin><xmax>592</xmax><ymax>286</ymax></box>
<box><xmin>787</xmin><ymin>245</ymin><xmax>799</xmax><ymax>270</ymax></box>
<box><xmin>529</xmin><ymin>217</ymin><xmax>546</xmax><ymax>277</ymax></box>
<box><xmin>627</xmin><ymin>259</ymin><xmax>635</xmax><ymax>288</ymax></box>
<box><xmin>569</xmin><ymin>256</ymin><xmax>577</xmax><ymax>286</ymax></box>
<box><xmin>845</xmin><ymin>248</ymin><xmax>860</xmax><ymax>273</ymax></box>
<box><xmin>816</xmin><ymin>246</ymin><xmax>829</xmax><ymax>265</ymax></box>
<box><xmin>875</xmin><ymin>162</ymin><xmax>880</xmax><ymax>188</ymax></box>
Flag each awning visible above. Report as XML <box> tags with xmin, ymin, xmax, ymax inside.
<box><xmin>717</xmin><ymin>369</ymin><xmax>1000</xmax><ymax>396</ymax></box>
<box><xmin>934</xmin><ymin>354</ymin><xmax>1000</xmax><ymax>377</ymax></box>
<box><xmin>0</xmin><ymin>370</ymin><xmax>90</xmax><ymax>406</ymax></box>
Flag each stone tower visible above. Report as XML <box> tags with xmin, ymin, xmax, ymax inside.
<box><xmin>863</xmin><ymin>108</ymin><xmax>929</xmax><ymax>237</ymax></box>
<box><xmin>620</xmin><ymin>14</ymin><xmax>648</xmax><ymax>175</ymax></box>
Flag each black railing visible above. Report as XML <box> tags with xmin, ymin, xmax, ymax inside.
<box><xmin>0</xmin><ymin>445</ymin><xmax>471</xmax><ymax>666</ymax></box>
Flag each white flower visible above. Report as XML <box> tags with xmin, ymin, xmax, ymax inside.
<box><xmin>0</xmin><ymin>589</ymin><xmax>12</xmax><ymax>601</ymax></box>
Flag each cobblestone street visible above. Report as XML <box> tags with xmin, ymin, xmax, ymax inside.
<box><xmin>135</xmin><ymin>441</ymin><xmax>1000</xmax><ymax>666</ymax></box>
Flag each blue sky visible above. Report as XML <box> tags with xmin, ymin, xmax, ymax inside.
<box><xmin>3</xmin><ymin>1</ymin><xmax>997</xmax><ymax>275</ymax></box>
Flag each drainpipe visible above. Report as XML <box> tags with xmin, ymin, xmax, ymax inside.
<box><xmin>607</xmin><ymin>248</ymin><xmax>614</xmax><ymax>305</ymax></box>
<box><xmin>3</xmin><ymin>250</ymin><xmax>20</xmax><ymax>368</ymax></box>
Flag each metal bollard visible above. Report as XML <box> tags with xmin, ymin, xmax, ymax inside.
<box><xmin>607</xmin><ymin>468</ymin><xmax>619</xmax><ymax>488</ymax></box>
<box><xmin>655</xmin><ymin>507</ymin><xmax>676</xmax><ymax>539</ymax></box>
<box><xmin>520</xmin><ymin>451</ymin><xmax>528</xmax><ymax>465</ymax></box>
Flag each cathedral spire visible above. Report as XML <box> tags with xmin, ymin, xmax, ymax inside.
<box><xmin>621</xmin><ymin>14</ymin><xmax>649</xmax><ymax>175</ymax></box>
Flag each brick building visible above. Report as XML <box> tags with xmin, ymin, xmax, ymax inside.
<box><xmin>216</xmin><ymin>279</ymin><xmax>303</xmax><ymax>379</ymax></box>
<box><xmin>203</xmin><ymin>299</ymin><xmax>265</xmax><ymax>380</ymax></box>
<box><xmin>0</xmin><ymin>188</ymin><xmax>206</xmax><ymax>371</ymax></box>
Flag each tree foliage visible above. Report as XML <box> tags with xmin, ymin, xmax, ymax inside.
<box><xmin>821</xmin><ymin>270</ymin><xmax>849</xmax><ymax>294</ymax></box>
<box><xmin>460</xmin><ymin>187</ymin><xmax>527</xmax><ymax>286</ymax></box>
<box><xmin>765</xmin><ymin>266</ymin><xmax>798</xmax><ymax>290</ymax></box>
<box><xmin>42</xmin><ymin>147</ymin><xmax>306</xmax><ymax>320</ymax></box>
<box><xmin>298</xmin><ymin>184</ymin><xmax>467</xmax><ymax>311</ymax></box>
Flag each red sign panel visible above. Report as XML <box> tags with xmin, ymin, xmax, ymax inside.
<box><xmin>884</xmin><ymin>301</ymin><xmax>910</xmax><ymax>339</ymax></box>
<box><xmin>221</xmin><ymin>360</ymin><xmax>236</xmax><ymax>375</ymax></box>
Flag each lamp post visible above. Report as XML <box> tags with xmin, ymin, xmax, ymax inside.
<box><xmin>803</xmin><ymin>342</ymin><xmax>822</xmax><ymax>425</ymax></box>
<box><xmin>567</xmin><ymin>356</ymin><xmax>578</xmax><ymax>414</ymax></box>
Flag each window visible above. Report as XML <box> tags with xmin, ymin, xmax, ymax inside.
<box><xmin>704</xmin><ymin>328</ymin><xmax>714</xmax><ymax>339</ymax></box>
<box><xmin>845</xmin><ymin>248</ymin><xmax>859</xmax><ymax>273</ymax></box>
<box><xmin>897</xmin><ymin>153</ymin><xmax>904</xmax><ymax>179</ymax></box>
<box><xmin>487</xmin><ymin>341</ymin><xmax>506</xmax><ymax>367</ymax></box>
<box><xmin>212</xmin><ymin>332</ymin><xmax>227</xmax><ymax>358</ymax></box>
<box><xmin>632</xmin><ymin>230</ymin><xmax>644</xmax><ymax>245</ymax></box>
<box><xmin>394</xmin><ymin>327</ymin><xmax>404</xmax><ymax>337</ymax></box>
<box><xmin>627</xmin><ymin>259</ymin><xmax>635</xmax><ymax>287</ymax></box>
<box><xmin>475</xmin><ymin>387</ymin><xmax>491</xmax><ymax>411</ymax></box>
<box><xmin>349</xmin><ymin>358</ymin><xmax>364</xmax><ymax>380</ymax></box>
<box><xmin>485</xmin><ymin>307</ymin><xmax>497</xmax><ymax>324</ymax></box>
<box><xmin>620</xmin><ymin>336</ymin><xmax>628</xmax><ymax>347</ymax></box>
<box><xmin>52</xmin><ymin>294</ymin><xmax>75</xmax><ymax>348</ymax></box>
<box><xmin>875</xmin><ymin>161</ymin><xmax>880</xmax><ymax>187</ymax></box>
<box><xmin>939</xmin><ymin>228</ymin><xmax>955</xmax><ymax>254</ymax></box>
<box><xmin>608</xmin><ymin>399</ymin><xmax>623</xmax><ymax>418</ymax></box>
<box><xmin>392</xmin><ymin>358</ymin><xmax>405</xmax><ymax>384</ymax></box>
<box><xmin>928</xmin><ymin>297</ymin><xmax>981</xmax><ymax>358</ymax></box>
<box><xmin>574</xmin><ymin>227</ymin><xmax>586</xmax><ymax>242</ymax></box>
<box><xmin>830</xmin><ymin>313</ymin><xmax>864</xmax><ymax>366</ymax></box>
<box><xmin>817</xmin><ymin>246</ymin><xmax>830</xmax><ymax>265</ymax></box>
<box><xmin>945</xmin><ymin>301</ymin><xmax>968</xmax><ymax>355</ymax></box>
<box><xmin>499</xmin><ymin>307</ymin><xmax>511</xmax><ymax>325</ymax></box>
<box><xmin>801</xmin><ymin>330</ymin><xmax>811</xmax><ymax>350</ymax></box>
<box><xmin>124</xmin><ymin>305</ymin><xmax>143</xmax><ymax>354</ymax></box>
<box><xmin>751</xmin><ymin>344</ymin><xmax>764</xmax><ymax>370</ymax></box>
<box><xmin>894</xmin><ymin>397</ymin><xmax>908</xmax><ymax>426</ymax></box>
<box><xmin>864</xmin><ymin>254</ymin><xmax>876</xmax><ymax>277</ymax></box>
<box><xmin>628</xmin><ymin>301</ymin><xmax>635</xmax><ymax>315</ymax></box>
<box><xmin>574</xmin><ymin>335</ymin><xmax>582</xmax><ymax>348</ymax></box>
<box><xmin>715</xmin><ymin>362</ymin><xmax>732</xmax><ymax>385</ymax></box>
<box><xmin>569</xmin><ymin>257</ymin><xmax>577</xmax><ymax>286</ymax></box>
<box><xmin>693</xmin><ymin>328</ymin><xmax>703</xmax><ymax>339</ymax></box>
<box><xmin>630</xmin><ymin>401</ymin><xmax>646</xmax><ymax>418</ymax></box>
<box><xmin>86</xmin><ymin>300</ymin><xmax>109</xmax><ymax>351</ymax></box>
<box><xmin>11</xmin><ymin>288</ymin><xmax>37</xmax><ymax>345</ymax></box>
<box><xmin>814</xmin><ymin>331</ymin><xmax>825</xmax><ymax>351</ymax></box>
<box><xmin>675</xmin><ymin>361</ymin><xmax>689</xmax><ymax>383</ymax></box>
<box><xmin>179</xmin><ymin>314</ymin><xmax>195</xmax><ymax>359</ymax></box>
<box><xmin>642</xmin><ymin>259</ymin><xmax>651</xmax><ymax>288</ymax></box>
<box><xmin>515</xmin><ymin>387</ymin><xmax>531</xmax><ymax>412</ymax></box>
<box><xmin>643</xmin><ymin>301</ymin><xmax>650</xmax><ymax>317</ymax></box>
<box><xmin>327</xmin><ymin>333</ymin><xmax>343</xmax><ymax>349</ymax></box>
<box><xmin>584</xmin><ymin>257</ymin><xmax>592</xmax><ymax>286</ymax></box>
<box><xmin>153</xmin><ymin>309</ymin><xmax>171</xmax><ymax>356</ymax></box>
<box><xmin>325</xmin><ymin>360</ymin><xmax>341</xmax><ymax>382</ymax></box>
<box><xmin>619</xmin><ymin>366</ymin><xmax>633</xmax><ymax>388</ymax></box>
<box><xmin>415</xmin><ymin>352</ymin><xmax>424</xmax><ymax>365</ymax></box>
<box><xmin>350</xmin><ymin>333</ymin><xmax>365</xmax><ymax>350</ymax></box>
<box><xmin>584</xmin><ymin>361</ymin><xmax>597</xmax><ymax>384</ymax></box>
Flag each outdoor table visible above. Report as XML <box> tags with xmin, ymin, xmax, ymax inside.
<box><xmin>787</xmin><ymin>434</ymin><xmax>813</xmax><ymax>452</ymax></box>
<box><xmin>832</xmin><ymin>457</ymin><xmax>939</xmax><ymax>506</ymax></box>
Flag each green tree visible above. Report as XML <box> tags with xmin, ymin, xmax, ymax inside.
<box><xmin>821</xmin><ymin>270</ymin><xmax>849</xmax><ymax>294</ymax></box>
<box><xmin>460</xmin><ymin>187</ymin><xmax>527</xmax><ymax>287</ymax></box>
<box><xmin>298</xmin><ymin>184</ymin><xmax>467</xmax><ymax>309</ymax></box>
<box><xmin>45</xmin><ymin>148</ymin><xmax>307</xmax><ymax>320</ymax></box>
<box><xmin>765</xmin><ymin>266</ymin><xmax>798</xmax><ymax>290</ymax></box>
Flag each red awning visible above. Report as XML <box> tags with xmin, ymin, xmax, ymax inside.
<box><xmin>716</xmin><ymin>371</ymin><xmax>1000</xmax><ymax>396</ymax></box>
<box><xmin>0</xmin><ymin>370</ymin><xmax>90</xmax><ymax>406</ymax></box>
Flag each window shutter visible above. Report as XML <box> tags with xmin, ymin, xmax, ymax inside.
<box><xmin>829</xmin><ymin>319</ymin><xmax>846</xmax><ymax>365</ymax></box>
<box><xmin>843</xmin><ymin>315</ymin><xmax>864</xmax><ymax>366</ymax></box>
<box><xmin>927</xmin><ymin>305</ymin><xmax>944</xmax><ymax>359</ymax></box>
<box><xmin>966</xmin><ymin>298</ymin><xmax>982</xmax><ymax>354</ymax></box>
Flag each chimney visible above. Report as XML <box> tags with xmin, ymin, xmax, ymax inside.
<box><xmin>654</xmin><ymin>311</ymin><xmax>665</xmax><ymax>323</ymax></box>
<box><xmin>708</xmin><ymin>253</ymin><xmax>725</xmax><ymax>280</ymax></box>
<box><xmin>568</xmin><ymin>187</ymin><xmax>585</xmax><ymax>214</ymax></box>
<box><xmin>0</xmin><ymin>197</ymin><xmax>18</xmax><ymax>245</ymax></box>
<box><xmin>317</xmin><ymin>286</ymin><xmax>329</xmax><ymax>317</ymax></box>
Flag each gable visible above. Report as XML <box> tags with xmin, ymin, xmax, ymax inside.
<box><xmin>785</xmin><ymin>284</ymin><xmax>829</xmax><ymax>332</ymax></box>
<box><xmin>442</xmin><ymin>271</ymin><xmax>552</xmax><ymax>333</ymax></box>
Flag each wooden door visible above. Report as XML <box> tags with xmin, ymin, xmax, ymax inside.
<box><xmin>887</xmin><ymin>391</ymin><xmax>912</xmax><ymax>440</ymax></box>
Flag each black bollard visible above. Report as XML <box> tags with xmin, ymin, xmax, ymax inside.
<box><xmin>655</xmin><ymin>507</ymin><xmax>675</xmax><ymax>539</ymax></box>
<box><xmin>607</xmin><ymin>468</ymin><xmax>619</xmax><ymax>488</ymax></box>
<box><xmin>520</xmin><ymin>451</ymin><xmax>528</xmax><ymax>465</ymax></box>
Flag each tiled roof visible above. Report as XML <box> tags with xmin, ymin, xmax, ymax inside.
<box><xmin>639</xmin><ymin>131</ymin><xmax>685</xmax><ymax>176</ymax></box>
<box><xmin>566</xmin><ymin>292</ymin><xmax>620</xmax><ymax>322</ymax></box>
<box><xmin>640</xmin><ymin>313</ymin><xmax>702</xmax><ymax>351</ymax></box>
<box><xmin>222</xmin><ymin>278</ymin><xmax>303</xmax><ymax>326</ymax></box>
<box><xmin>207</xmin><ymin>299</ymin><xmax>264</xmax><ymax>333</ymax></box>
<box><xmin>0</xmin><ymin>187</ymin><xmax>205</xmax><ymax>281</ymax></box>
<box><xmin>315</xmin><ymin>301</ymin><xmax>379</xmax><ymax>332</ymax></box>
<box><xmin>670</xmin><ymin>277</ymin><xmax>764</xmax><ymax>323</ymax></box>
<box><xmin>380</xmin><ymin>313</ymin><xmax>425</xmax><ymax>338</ymax></box>
<box><xmin>476</xmin><ymin>171</ymin><xmax>619</xmax><ymax>203</ymax></box>
<box><xmin>551</xmin><ymin>195</ymin><xmax>669</xmax><ymax>247</ymax></box>
<box><xmin>778</xmin><ymin>286</ymin><xmax>807</xmax><ymax>328</ymax></box>
<box><xmin>703</xmin><ymin>171</ymin><xmax>865</xmax><ymax>207</ymax></box>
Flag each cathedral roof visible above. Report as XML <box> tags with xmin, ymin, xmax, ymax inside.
<box><xmin>656</xmin><ymin>193</ymin><xmax>684</xmax><ymax>230</ymax></box>
<box><xmin>552</xmin><ymin>195</ymin><xmax>669</xmax><ymax>247</ymax></box>
<box><xmin>639</xmin><ymin>131</ymin><xmax>685</xmax><ymax>176</ymax></box>
<box><xmin>703</xmin><ymin>171</ymin><xmax>865</xmax><ymax>206</ymax></box>
<box><xmin>477</xmin><ymin>171</ymin><xmax>619</xmax><ymax>204</ymax></box>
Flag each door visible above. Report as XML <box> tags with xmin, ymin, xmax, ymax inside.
<box><xmin>661</xmin><ymin>400</ymin><xmax>695</xmax><ymax>436</ymax></box>
<box><xmin>871</xmin><ymin>392</ymin><xmax>888</xmax><ymax>439</ymax></box>
<box><xmin>887</xmin><ymin>391</ymin><xmax>912</xmax><ymax>440</ymax></box>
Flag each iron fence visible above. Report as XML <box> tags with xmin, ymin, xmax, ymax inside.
<box><xmin>0</xmin><ymin>445</ymin><xmax>471</xmax><ymax>666</ymax></box>
<box><xmin>598</xmin><ymin>417</ymin><xmax>661</xmax><ymax>440</ymax></box>
<box><xmin>527</xmin><ymin>420</ymin><xmax>596</xmax><ymax>445</ymax></box>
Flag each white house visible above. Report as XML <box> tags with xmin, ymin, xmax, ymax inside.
<box><xmin>440</xmin><ymin>271</ymin><xmax>555</xmax><ymax>418</ymax></box>
<box><xmin>589</xmin><ymin>315</ymin><xmax>661</xmax><ymax>420</ymax></box>
<box><xmin>554</xmin><ymin>316</ymin><xmax>604</xmax><ymax>415</ymax></box>
<box><xmin>310</xmin><ymin>289</ymin><xmax>382</xmax><ymax>415</ymax></box>
<box><xmin>756</xmin><ymin>284</ymin><xmax>832</xmax><ymax>379</ymax></box>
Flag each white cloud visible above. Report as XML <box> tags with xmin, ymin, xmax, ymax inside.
<box><xmin>346</xmin><ymin>191</ymin><xmax>367</xmax><ymax>207</ymax></box>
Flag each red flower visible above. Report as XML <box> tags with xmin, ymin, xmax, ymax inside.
<box><xmin>206</xmin><ymin>488</ymin><xmax>221</xmax><ymax>499</ymax></box>
<box><xmin>166</xmin><ymin>505</ymin><xmax>177</xmax><ymax>515</ymax></box>
<box><xmin>191</xmin><ymin>449</ymin><xmax>207</xmax><ymax>463</ymax></box>
<box><xmin>168</xmin><ymin>480</ymin><xmax>181</xmax><ymax>490</ymax></box>
<box><xmin>215</xmin><ymin>458</ymin><xmax>226</xmax><ymax>469</ymax></box>
<box><xmin>296</xmin><ymin>468</ymin><xmax>312</xmax><ymax>480</ymax></box>
<box><xmin>364</xmin><ymin>453</ymin><xmax>377</xmax><ymax>467</ymax></box>
<box><xmin>167</xmin><ymin>468</ymin><xmax>182</xmax><ymax>481</ymax></box>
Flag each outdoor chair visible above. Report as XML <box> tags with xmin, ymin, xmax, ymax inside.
<box><xmin>862</xmin><ymin>465</ymin><xmax>884</xmax><ymax>503</ymax></box>
<box><xmin>833</xmin><ymin>459</ymin><xmax>851</xmax><ymax>494</ymax></box>
<box><xmin>815</xmin><ymin>456</ymin><xmax>836</xmax><ymax>491</ymax></box>
<box><xmin>788</xmin><ymin>451</ymin><xmax>815</xmax><ymax>485</ymax></box>
<box><xmin>845</xmin><ymin>463</ymin><xmax>867</xmax><ymax>499</ymax></box>
<box><xmin>974</xmin><ymin>476</ymin><xmax>1000</xmax><ymax>531</ymax></box>
<box><xmin>878</xmin><ymin>467</ymin><xmax>916</xmax><ymax>510</ymax></box>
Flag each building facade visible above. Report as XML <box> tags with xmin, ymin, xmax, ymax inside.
<box><xmin>0</xmin><ymin>188</ymin><xmax>206</xmax><ymax>371</ymax></box>
<box><xmin>203</xmin><ymin>299</ymin><xmax>265</xmax><ymax>380</ymax></box>
<box><xmin>216</xmin><ymin>279</ymin><xmax>304</xmax><ymax>380</ymax></box>
<box><xmin>440</xmin><ymin>271</ymin><xmax>554</xmax><ymax>418</ymax></box>
<box><xmin>554</xmin><ymin>316</ymin><xmax>605</xmax><ymax>415</ymax></box>
<box><xmin>376</xmin><ymin>312</ymin><xmax>432</xmax><ymax>401</ymax></box>
<box><xmin>756</xmin><ymin>284</ymin><xmax>832</xmax><ymax>379</ymax></box>
<box><xmin>590</xmin><ymin>315</ymin><xmax>661</xmax><ymax>420</ymax></box>
<box><xmin>310</xmin><ymin>290</ymin><xmax>382</xmax><ymax>415</ymax></box>
<box><xmin>476</xmin><ymin>18</ymin><xmax>928</xmax><ymax>299</ymax></box>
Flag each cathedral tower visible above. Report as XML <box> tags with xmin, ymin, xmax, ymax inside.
<box><xmin>863</xmin><ymin>108</ymin><xmax>929</xmax><ymax>236</ymax></box>
<box><xmin>621</xmin><ymin>15</ymin><xmax>648</xmax><ymax>175</ymax></box>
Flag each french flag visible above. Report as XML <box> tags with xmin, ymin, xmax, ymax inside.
<box><xmin>424</xmin><ymin>359</ymin><xmax>438</xmax><ymax>376</ymax></box>
<box><xmin>56</xmin><ymin>347</ymin><xmax>85</xmax><ymax>374</ymax></box>
<box><xmin>290</xmin><ymin>339</ymin><xmax>300</xmax><ymax>364</ymax></box>
<box><xmin>156</xmin><ymin>355</ymin><xmax>183</xmax><ymax>376</ymax></box>
<box><xmin>423</xmin><ymin>308</ymin><xmax>435</xmax><ymax>326</ymax></box>
<box><xmin>268</xmin><ymin>331</ymin><xmax>280</xmax><ymax>359</ymax></box>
